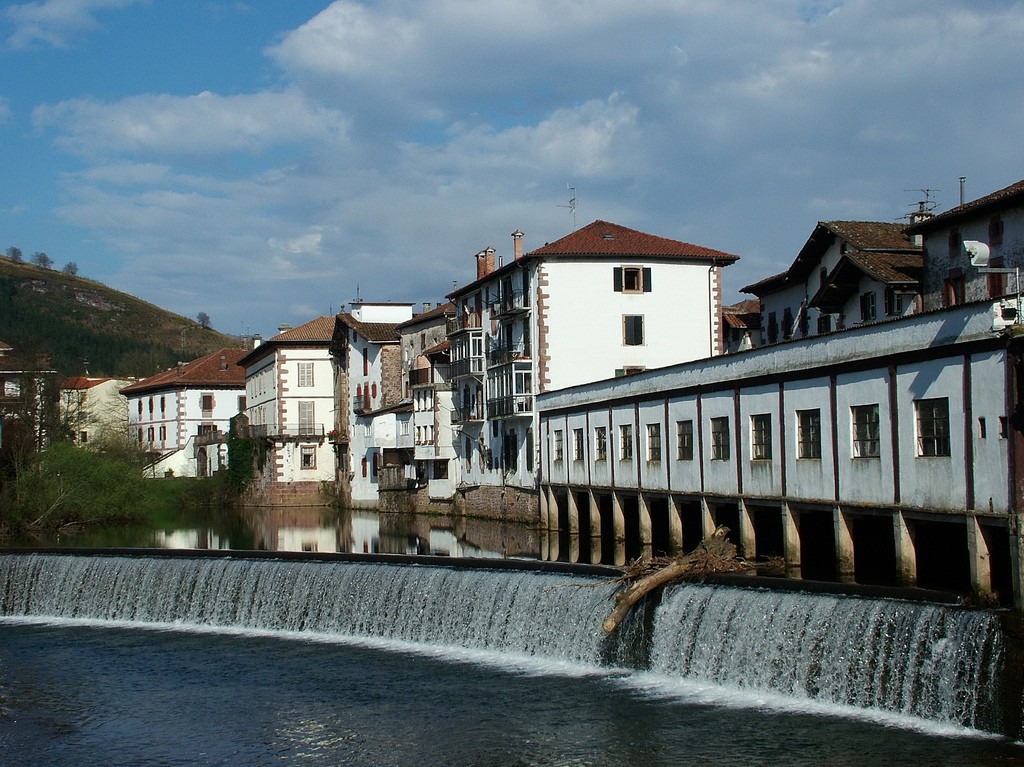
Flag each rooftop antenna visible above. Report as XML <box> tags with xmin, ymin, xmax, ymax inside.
<box><xmin>904</xmin><ymin>187</ymin><xmax>939</xmax><ymax>212</ymax></box>
<box><xmin>558</xmin><ymin>185</ymin><xmax>577</xmax><ymax>231</ymax></box>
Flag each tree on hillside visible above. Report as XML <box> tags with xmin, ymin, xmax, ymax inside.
<box><xmin>62</xmin><ymin>262</ymin><xmax>79</xmax><ymax>276</ymax></box>
<box><xmin>32</xmin><ymin>252</ymin><xmax>53</xmax><ymax>269</ymax></box>
<box><xmin>197</xmin><ymin>312</ymin><xmax>211</xmax><ymax>329</ymax></box>
<box><xmin>6</xmin><ymin>246</ymin><xmax>23</xmax><ymax>262</ymax></box>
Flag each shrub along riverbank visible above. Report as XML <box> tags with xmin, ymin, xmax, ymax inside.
<box><xmin>0</xmin><ymin>442</ymin><xmax>237</xmax><ymax>540</ymax></box>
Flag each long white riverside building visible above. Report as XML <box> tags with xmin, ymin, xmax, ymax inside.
<box><xmin>537</xmin><ymin>300</ymin><xmax>1024</xmax><ymax>606</ymax></box>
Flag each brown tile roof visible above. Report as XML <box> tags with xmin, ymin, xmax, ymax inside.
<box><xmin>60</xmin><ymin>376</ymin><xmax>117</xmax><ymax>390</ymax></box>
<box><xmin>336</xmin><ymin>313</ymin><xmax>401</xmax><ymax>344</ymax></box>
<box><xmin>845</xmin><ymin>251</ymin><xmax>923</xmax><ymax>284</ymax></box>
<box><xmin>273</xmin><ymin>316</ymin><xmax>335</xmax><ymax>342</ymax></box>
<box><xmin>121</xmin><ymin>348</ymin><xmax>247</xmax><ymax>395</ymax></box>
<box><xmin>722</xmin><ymin>299</ymin><xmax>762</xmax><ymax>329</ymax></box>
<box><xmin>907</xmin><ymin>178</ymin><xmax>1024</xmax><ymax>232</ymax></box>
<box><xmin>398</xmin><ymin>302</ymin><xmax>455</xmax><ymax>329</ymax></box>
<box><xmin>527</xmin><ymin>219</ymin><xmax>739</xmax><ymax>262</ymax></box>
<box><xmin>423</xmin><ymin>339</ymin><xmax>451</xmax><ymax>356</ymax></box>
<box><xmin>824</xmin><ymin>221</ymin><xmax>917</xmax><ymax>252</ymax></box>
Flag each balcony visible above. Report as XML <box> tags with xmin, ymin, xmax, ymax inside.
<box><xmin>446</xmin><ymin>313</ymin><xmax>483</xmax><ymax>336</ymax></box>
<box><xmin>451</xmin><ymin>404</ymin><xmax>485</xmax><ymax>424</ymax></box>
<box><xmin>352</xmin><ymin>394</ymin><xmax>372</xmax><ymax>414</ymax></box>
<box><xmin>450</xmin><ymin>355</ymin><xmax>485</xmax><ymax>379</ymax></box>
<box><xmin>492</xmin><ymin>289</ymin><xmax>530</xmax><ymax>317</ymax></box>
<box><xmin>250</xmin><ymin>424</ymin><xmax>327</xmax><ymax>439</ymax></box>
<box><xmin>487</xmin><ymin>343</ymin><xmax>530</xmax><ymax>367</ymax></box>
<box><xmin>487</xmin><ymin>395</ymin><xmax>533</xmax><ymax>418</ymax></box>
<box><xmin>409</xmin><ymin>364</ymin><xmax>451</xmax><ymax>389</ymax></box>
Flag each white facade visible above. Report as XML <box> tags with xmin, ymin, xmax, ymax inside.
<box><xmin>241</xmin><ymin>318</ymin><xmax>337</xmax><ymax>488</ymax></box>
<box><xmin>59</xmin><ymin>377</ymin><xmax>133</xmax><ymax>447</ymax></box>
<box><xmin>540</xmin><ymin>301</ymin><xmax>1012</xmax><ymax>516</ymax></box>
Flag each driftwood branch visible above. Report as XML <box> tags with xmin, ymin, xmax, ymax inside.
<box><xmin>602</xmin><ymin>527</ymin><xmax>743</xmax><ymax>633</ymax></box>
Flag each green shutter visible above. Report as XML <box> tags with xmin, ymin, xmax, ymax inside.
<box><xmin>643</xmin><ymin>267</ymin><xmax>652</xmax><ymax>292</ymax></box>
<box><xmin>613</xmin><ymin>267</ymin><xmax>623</xmax><ymax>292</ymax></box>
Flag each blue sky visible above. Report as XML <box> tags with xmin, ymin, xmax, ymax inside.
<box><xmin>2</xmin><ymin>0</ymin><xmax>1023</xmax><ymax>338</ymax></box>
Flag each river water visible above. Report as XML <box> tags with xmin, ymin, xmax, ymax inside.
<box><xmin>1</xmin><ymin>620</ymin><xmax>1021</xmax><ymax>767</ymax></box>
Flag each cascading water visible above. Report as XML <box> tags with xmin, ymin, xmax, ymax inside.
<box><xmin>648</xmin><ymin>583</ymin><xmax>1005</xmax><ymax>731</ymax></box>
<box><xmin>0</xmin><ymin>553</ymin><xmax>1010</xmax><ymax>734</ymax></box>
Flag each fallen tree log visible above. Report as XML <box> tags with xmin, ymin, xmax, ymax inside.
<box><xmin>602</xmin><ymin>527</ymin><xmax>742</xmax><ymax>633</ymax></box>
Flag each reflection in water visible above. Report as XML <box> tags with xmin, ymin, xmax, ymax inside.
<box><xmin>13</xmin><ymin>504</ymin><xmax>542</xmax><ymax>560</ymax></box>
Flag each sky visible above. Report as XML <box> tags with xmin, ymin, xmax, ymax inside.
<box><xmin>1</xmin><ymin>0</ymin><xmax>1023</xmax><ymax>339</ymax></box>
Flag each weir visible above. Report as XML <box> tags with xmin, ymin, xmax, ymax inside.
<box><xmin>0</xmin><ymin>552</ymin><xmax>1015</xmax><ymax>736</ymax></box>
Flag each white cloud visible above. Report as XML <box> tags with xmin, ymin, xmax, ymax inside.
<box><xmin>4</xmin><ymin>0</ymin><xmax>145</xmax><ymax>48</ymax></box>
<box><xmin>33</xmin><ymin>89</ymin><xmax>348</xmax><ymax>159</ymax></box>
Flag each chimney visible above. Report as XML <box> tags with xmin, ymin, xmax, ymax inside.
<box><xmin>475</xmin><ymin>248</ymin><xmax>496</xmax><ymax>280</ymax></box>
<box><xmin>959</xmin><ymin>176</ymin><xmax>967</xmax><ymax>206</ymax></box>
<box><xmin>512</xmin><ymin>229</ymin><xmax>524</xmax><ymax>260</ymax></box>
<box><xmin>422</xmin><ymin>302</ymin><xmax>432</xmax><ymax>313</ymax></box>
<box><xmin>277</xmin><ymin>324</ymin><xmax>292</xmax><ymax>334</ymax></box>
<box><xmin>219</xmin><ymin>354</ymin><xmax>227</xmax><ymax>371</ymax></box>
<box><xmin>251</xmin><ymin>334</ymin><xmax>262</xmax><ymax>350</ymax></box>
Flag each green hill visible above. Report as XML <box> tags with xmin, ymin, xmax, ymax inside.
<box><xmin>0</xmin><ymin>258</ymin><xmax>241</xmax><ymax>378</ymax></box>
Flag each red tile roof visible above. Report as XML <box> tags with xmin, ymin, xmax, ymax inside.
<box><xmin>527</xmin><ymin>219</ymin><xmax>739</xmax><ymax>262</ymax></box>
<box><xmin>336</xmin><ymin>313</ymin><xmax>401</xmax><ymax>344</ymax></box>
<box><xmin>272</xmin><ymin>316</ymin><xmax>335</xmax><ymax>342</ymax></box>
<box><xmin>121</xmin><ymin>348</ymin><xmax>247</xmax><ymax>395</ymax></box>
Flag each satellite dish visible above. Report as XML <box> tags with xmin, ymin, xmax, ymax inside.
<box><xmin>964</xmin><ymin>240</ymin><xmax>990</xmax><ymax>268</ymax></box>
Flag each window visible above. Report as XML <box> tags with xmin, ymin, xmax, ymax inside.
<box><xmin>948</xmin><ymin>227</ymin><xmax>961</xmax><ymax>259</ymax></box>
<box><xmin>990</xmin><ymin>215</ymin><xmax>1004</xmax><ymax>247</ymax></box>
<box><xmin>158</xmin><ymin>425</ymin><xmax>166</xmax><ymax>442</ymax></box>
<box><xmin>138</xmin><ymin>400</ymin><xmax>143</xmax><ymax>415</ymax></box>
<box><xmin>797</xmin><ymin>409</ymin><xmax>822</xmax><ymax>459</ymax></box>
<box><xmin>300</xmin><ymin>445</ymin><xmax>316</xmax><ymax>469</ymax></box>
<box><xmin>79</xmin><ymin>431</ymin><xmax>88</xmax><ymax>443</ymax></box>
<box><xmin>619</xmin><ymin>424</ymin><xmax>633</xmax><ymax>461</ymax></box>
<box><xmin>595</xmin><ymin>427</ymin><xmax>608</xmax><ymax>461</ymax></box>
<box><xmin>613</xmin><ymin>266</ymin><xmax>651</xmax><ymax>293</ymax></box>
<box><xmin>238</xmin><ymin>395</ymin><xmax>246</xmax><ymax>413</ymax></box>
<box><xmin>298</xmin><ymin>401</ymin><xmax>315</xmax><ymax>434</ymax></box>
<box><xmin>646</xmin><ymin>423</ymin><xmax>662</xmax><ymax>462</ymax></box>
<box><xmin>999</xmin><ymin>416</ymin><xmax>1009</xmax><ymax>438</ymax></box>
<box><xmin>465</xmin><ymin>438</ymin><xmax>473</xmax><ymax>472</ymax></box>
<box><xmin>623</xmin><ymin>315</ymin><xmax>644</xmax><ymax>346</ymax></box>
<box><xmin>160</xmin><ymin>396</ymin><xmax>166</xmax><ymax>415</ymax></box>
<box><xmin>979</xmin><ymin>417</ymin><xmax>987</xmax><ymax>439</ymax></box>
<box><xmin>553</xmin><ymin>430</ymin><xmax>564</xmax><ymax>462</ymax></box>
<box><xmin>767</xmin><ymin>312</ymin><xmax>778</xmax><ymax>344</ymax></box>
<box><xmin>751</xmin><ymin>414</ymin><xmax>772</xmax><ymax>460</ymax></box>
<box><xmin>884</xmin><ymin>289</ymin><xmax>904</xmax><ymax>317</ymax></box>
<box><xmin>944</xmin><ymin>273</ymin><xmax>965</xmax><ymax>307</ymax></box>
<box><xmin>916</xmin><ymin>398</ymin><xmax>950</xmax><ymax>457</ymax></box>
<box><xmin>782</xmin><ymin>308</ymin><xmax>793</xmax><ymax>340</ymax></box>
<box><xmin>816</xmin><ymin>314</ymin><xmax>833</xmax><ymax>334</ymax></box>
<box><xmin>676</xmin><ymin>420</ymin><xmax>694</xmax><ymax>461</ymax></box>
<box><xmin>851</xmin><ymin>404</ymin><xmax>880</xmax><ymax>458</ymax></box>
<box><xmin>860</xmin><ymin>292</ymin><xmax>876</xmax><ymax>322</ymax></box>
<box><xmin>201</xmin><ymin>394</ymin><xmax>214</xmax><ymax>415</ymax></box>
<box><xmin>298</xmin><ymin>362</ymin><xmax>314</xmax><ymax>387</ymax></box>
<box><xmin>573</xmin><ymin>428</ymin><xmax>584</xmax><ymax>461</ymax></box>
<box><xmin>711</xmin><ymin>417</ymin><xmax>730</xmax><ymax>461</ymax></box>
<box><xmin>148</xmin><ymin>396</ymin><xmax>154</xmax><ymax>414</ymax></box>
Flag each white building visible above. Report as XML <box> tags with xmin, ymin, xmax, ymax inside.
<box><xmin>59</xmin><ymin>376</ymin><xmax>134</xmax><ymax>446</ymax></box>
<box><xmin>742</xmin><ymin>220</ymin><xmax>922</xmax><ymax>344</ymax></box>
<box><xmin>446</xmin><ymin>221</ymin><xmax>738</xmax><ymax>515</ymax></box>
<box><xmin>537</xmin><ymin>299</ymin><xmax>1021</xmax><ymax>605</ymax></box>
<box><xmin>121</xmin><ymin>348</ymin><xmax>247</xmax><ymax>477</ymax></box>
<box><xmin>334</xmin><ymin>302</ymin><xmax>413</xmax><ymax>507</ymax></box>
<box><xmin>239</xmin><ymin>317</ymin><xmax>337</xmax><ymax>503</ymax></box>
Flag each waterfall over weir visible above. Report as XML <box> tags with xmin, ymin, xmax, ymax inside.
<box><xmin>0</xmin><ymin>553</ymin><xmax>1009</xmax><ymax>734</ymax></box>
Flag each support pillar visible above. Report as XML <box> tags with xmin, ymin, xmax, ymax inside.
<box><xmin>782</xmin><ymin>502</ymin><xmax>801</xmax><ymax>579</ymax></box>
<box><xmin>668</xmin><ymin>496</ymin><xmax>684</xmax><ymax>554</ymax></box>
<box><xmin>612</xmin><ymin>492</ymin><xmax>626</xmax><ymax>566</ymax></box>
<box><xmin>566</xmin><ymin>490</ymin><xmax>580</xmax><ymax>562</ymax></box>
<box><xmin>834</xmin><ymin>507</ymin><xmax>855</xmax><ymax>583</ymax></box>
<box><xmin>638</xmin><ymin>493</ymin><xmax>653</xmax><ymax>561</ymax></box>
<box><xmin>893</xmin><ymin>511</ymin><xmax>917</xmax><ymax>587</ymax></box>
<box><xmin>738</xmin><ymin>499</ymin><xmax>756</xmax><ymax>560</ymax></box>
<box><xmin>966</xmin><ymin>515</ymin><xmax>993</xmax><ymax>599</ymax></box>
<box><xmin>539</xmin><ymin>485</ymin><xmax>551</xmax><ymax>531</ymax></box>
<box><xmin>588</xmin><ymin>491</ymin><xmax>603</xmax><ymax>565</ymax></box>
<box><xmin>700</xmin><ymin>497</ymin><xmax>716</xmax><ymax>539</ymax></box>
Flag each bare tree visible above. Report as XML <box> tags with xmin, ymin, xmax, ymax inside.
<box><xmin>32</xmin><ymin>251</ymin><xmax>53</xmax><ymax>269</ymax></box>
<box><xmin>197</xmin><ymin>312</ymin><xmax>211</xmax><ymax>329</ymax></box>
<box><xmin>62</xmin><ymin>262</ymin><xmax>79</xmax><ymax>276</ymax></box>
<box><xmin>6</xmin><ymin>246</ymin><xmax>23</xmax><ymax>262</ymax></box>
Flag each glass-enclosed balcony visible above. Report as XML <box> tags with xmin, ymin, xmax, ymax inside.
<box><xmin>486</xmin><ymin>395</ymin><xmax>533</xmax><ymax>417</ymax></box>
<box><xmin>487</xmin><ymin>342</ymin><xmax>530</xmax><ymax>367</ymax></box>
<box><xmin>446</xmin><ymin>312</ymin><xmax>483</xmax><ymax>336</ymax></box>
<box><xmin>491</xmin><ymin>289</ymin><xmax>530</xmax><ymax>317</ymax></box>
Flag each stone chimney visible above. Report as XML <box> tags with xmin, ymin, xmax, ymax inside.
<box><xmin>475</xmin><ymin>248</ymin><xmax>496</xmax><ymax>280</ymax></box>
<box><xmin>512</xmin><ymin>229</ymin><xmax>525</xmax><ymax>260</ymax></box>
<box><xmin>422</xmin><ymin>302</ymin><xmax>432</xmax><ymax>313</ymax></box>
<box><xmin>219</xmin><ymin>354</ymin><xmax>228</xmax><ymax>371</ymax></box>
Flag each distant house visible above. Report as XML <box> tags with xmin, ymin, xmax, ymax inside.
<box><xmin>905</xmin><ymin>178</ymin><xmax>1024</xmax><ymax>312</ymax></box>
<box><xmin>239</xmin><ymin>317</ymin><xmax>337</xmax><ymax>504</ymax></box>
<box><xmin>59</xmin><ymin>376</ymin><xmax>134</xmax><ymax>446</ymax></box>
<box><xmin>721</xmin><ymin>299</ymin><xmax>762</xmax><ymax>353</ymax></box>
<box><xmin>446</xmin><ymin>221</ymin><xmax>738</xmax><ymax>516</ymax></box>
<box><xmin>742</xmin><ymin>221</ymin><xmax>922</xmax><ymax>344</ymax></box>
<box><xmin>121</xmin><ymin>348</ymin><xmax>247</xmax><ymax>477</ymax></box>
<box><xmin>0</xmin><ymin>340</ymin><xmax>60</xmax><ymax>453</ymax></box>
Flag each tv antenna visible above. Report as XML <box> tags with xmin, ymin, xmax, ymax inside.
<box><xmin>558</xmin><ymin>185</ymin><xmax>577</xmax><ymax>231</ymax></box>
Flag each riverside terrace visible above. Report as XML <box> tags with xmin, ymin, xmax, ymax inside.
<box><xmin>536</xmin><ymin>299</ymin><xmax>1024</xmax><ymax>607</ymax></box>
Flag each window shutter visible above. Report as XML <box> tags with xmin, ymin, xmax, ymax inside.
<box><xmin>643</xmin><ymin>267</ymin><xmax>652</xmax><ymax>292</ymax></box>
<box><xmin>613</xmin><ymin>267</ymin><xmax>623</xmax><ymax>292</ymax></box>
